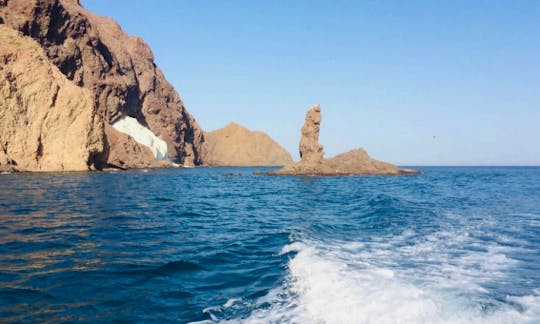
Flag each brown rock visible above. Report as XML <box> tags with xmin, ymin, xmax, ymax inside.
<box><xmin>0</xmin><ymin>0</ymin><xmax>205</xmax><ymax>166</ymax></box>
<box><xmin>299</xmin><ymin>104</ymin><xmax>324</xmax><ymax>163</ymax></box>
<box><xmin>0</xmin><ymin>26</ymin><xmax>105</xmax><ymax>172</ymax></box>
<box><xmin>324</xmin><ymin>149</ymin><xmax>418</xmax><ymax>175</ymax></box>
<box><xmin>203</xmin><ymin>122</ymin><xmax>292</xmax><ymax>166</ymax></box>
<box><xmin>104</xmin><ymin>125</ymin><xmax>168</xmax><ymax>170</ymax></box>
<box><xmin>270</xmin><ymin>105</ymin><xmax>419</xmax><ymax>176</ymax></box>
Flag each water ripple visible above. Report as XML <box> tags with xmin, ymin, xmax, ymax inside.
<box><xmin>0</xmin><ymin>167</ymin><xmax>539</xmax><ymax>322</ymax></box>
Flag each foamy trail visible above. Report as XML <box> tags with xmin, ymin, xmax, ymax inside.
<box><xmin>209</xmin><ymin>212</ymin><xmax>540</xmax><ymax>323</ymax></box>
<box><xmin>232</xmin><ymin>243</ymin><xmax>539</xmax><ymax>323</ymax></box>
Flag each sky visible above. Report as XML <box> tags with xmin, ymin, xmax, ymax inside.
<box><xmin>83</xmin><ymin>1</ymin><xmax>540</xmax><ymax>165</ymax></box>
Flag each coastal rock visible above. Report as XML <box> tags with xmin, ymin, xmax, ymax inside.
<box><xmin>299</xmin><ymin>104</ymin><xmax>324</xmax><ymax>163</ymax></box>
<box><xmin>0</xmin><ymin>26</ymin><xmax>105</xmax><ymax>172</ymax></box>
<box><xmin>104</xmin><ymin>125</ymin><xmax>168</xmax><ymax>170</ymax></box>
<box><xmin>270</xmin><ymin>105</ymin><xmax>419</xmax><ymax>176</ymax></box>
<box><xmin>203</xmin><ymin>122</ymin><xmax>292</xmax><ymax>166</ymax></box>
<box><xmin>0</xmin><ymin>0</ymin><xmax>205</xmax><ymax>167</ymax></box>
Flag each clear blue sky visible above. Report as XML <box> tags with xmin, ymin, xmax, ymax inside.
<box><xmin>83</xmin><ymin>0</ymin><xmax>539</xmax><ymax>165</ymax></box>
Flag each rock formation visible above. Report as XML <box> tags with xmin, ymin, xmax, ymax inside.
<box><xmin>0</xmin><ymin>25</ymin><xmax>105</xmax><ymax>172</ymax></box>
<box><xmin>104</xmin><ymin>125</ymin><xmax>168</xmax><ymax>170</ymax></box>
<box><xmin>269</xmin><ymin>105</ymin><xmax>419</xmax><ymax>176</ymax></box>
<box><xmin>203</xmin><ymin>122</ymin><xmax>292</xmax><ymax>166</ymax></box>
<box><xmin>0</xmin><ymin>0</ymin><xmax>205</xmax><ymax>169</ymax></box>
<box><xmin>299</xmin><ymin>105</ymin><xmax>324</xmax><ymax>163</ymax></box>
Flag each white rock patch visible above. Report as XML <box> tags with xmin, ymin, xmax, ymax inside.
<box><xmin>112</xmin><ymin>116</ymin><xmax>169</xmax><ymax>161</ymax></box>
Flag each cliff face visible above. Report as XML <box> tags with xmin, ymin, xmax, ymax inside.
<box><xmin>203</xmin><ymin>122</ymin><xmax>292</xmax><ymax>167</ymax></box>
<box><xmin>270</xmin><ymin>105</ymin><xmax>419</xmax><ymax>176</ymax></box>
<box><xmin>0</xmin><ymin>25</ymin><xmax>105</xmax><ymax>172</ymax></box>
<box><xmin>0</xmin><ymin>0</ymin><xmax>205</xmax><ymax>167</ymax></box>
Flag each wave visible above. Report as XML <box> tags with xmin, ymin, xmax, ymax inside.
<box><xmin>220</xmin><ymin>242</ymin><xmax>539</xmax><ymax>324</ymax></box>
<box><xmin>205</xmin><ymin>213</ymin><xmax>540</xmax><ymax>323</ymax></box>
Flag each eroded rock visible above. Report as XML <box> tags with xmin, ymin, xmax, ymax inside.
<box><xmin>0</xmin><ymin>26</ymin><xmax>105</xmax><ymax>172</ymax></box>
<box><xmin>104</xmin><ymin>125</ymin><xmax>169</xmax><ymax>170</ymax></box>
<box><xmin>270</xmin><ymin>105</ymin><xmax>419</xmax><ymax>176</ymax></box>
<box><xmin>299</xmin><ymin>104</ymin><xmax>324</xmax><ymax>163</ymax></box>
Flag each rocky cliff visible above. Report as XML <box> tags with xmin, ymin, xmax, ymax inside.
<box><xmin>203</xmin><ymin>122</ymin><xmax>292</xmax><ymax>166</ymax></box>
<box><xmin>0</xmin><ymin>0</ymin><xmax>205</xmax><ymax>169</ymax></box>
<box><xmin>0</xmin><ymin>25</ymin><xmax>105</xmax><ymax>172</ymax></box>
<box><xmin>270</xmin><ymin>105</ymin><xmax>419</xmax><ymax>176</ymax></box>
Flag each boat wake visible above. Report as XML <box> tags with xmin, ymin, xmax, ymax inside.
<box><xmin>205</xmin><ymin>212</ymin><xmax>540</xmax><ymax>323</ymax></box>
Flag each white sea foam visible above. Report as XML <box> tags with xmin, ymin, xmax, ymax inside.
<box><xmin>112</xmin><ymin>116</ymin><xmax>169</xmax><ymax>161</ymax></box>
<box><xmin>212</xmin><ymin>213</ymin><xmax>540</xmax><ymax>324</ymax></box>
<box><xmin>229</xmin><ymin>240</ymin><xmax>540</xmax><ymax>324</ymax></box>
<box><xmin>199</xmin><ymin>209</ymin><xmax>540</xmax><ymax>323</ymax></box>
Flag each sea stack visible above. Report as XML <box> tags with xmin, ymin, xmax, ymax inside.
<box><xmin>299</xmin><ymin>105</ymin><xmax>324</xmax><ymax>163</ymax></box>
<box><xmin>269</xmin><ymin>105</ymin><xmax>419</xmax><ymax>176</ymax></box>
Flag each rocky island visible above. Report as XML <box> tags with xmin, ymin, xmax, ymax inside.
<box><xmin>203</xmin><ymin>122</ymin><xmax>292</xmax><ymax>167</ymax></box>
<box><xmin>269</xmin><ymin>105</ymin><xmax>419</xmax><ymax>176</ymax></box>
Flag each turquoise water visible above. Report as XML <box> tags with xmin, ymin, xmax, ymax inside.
<box><xmin>0</xmin><ymin>167</ymin><xmax>539</xmax><ymax>323</ymax></box>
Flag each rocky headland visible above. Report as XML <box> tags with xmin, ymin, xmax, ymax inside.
<box><xmin>0</xmin><ymin>0</ymin><xmax>204</xmax><ymax>171</ymax></box>
<box><xmin>269</xmin><ymin>105</ymin><xmax>419</xmax><ymax>176</ymax></box>
<box><xmin>203</xmin><ymin>122</ymin><xmax>292</xmax><ymax>167</ymax></box>
<box><xmin>0</xmin><ymin>1</ymin><xmax>415</xmax><ymax>173</ymax></box>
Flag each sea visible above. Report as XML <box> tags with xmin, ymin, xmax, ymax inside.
<box><xmin>0</xmin><ymin>167</ymin><xmax>539</xmax><ymax>323</ymax></box>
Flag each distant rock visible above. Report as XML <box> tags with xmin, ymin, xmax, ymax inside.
<box><xmin>270</xmin><ymin>105</ymin><xmax>419</xmax><ymax>176</ymax></box>
<box><xmin>0</xmin><ymin>0</ymin><xmax>204</xmax><ymax>168</ymax></box>
<box><xmin>0</xmin><ymin>26</ymin><xmax>105</xmax><ymax>172</ymax></box>
<box><xmin>299</xmin><ymin>105</ymin><xmax>324</xmax><ymax>163</ymax></box>
<box><xmin>203</xmin><ymin>122</ymin><xmax>292</xmax><ymax>166</ymax></box>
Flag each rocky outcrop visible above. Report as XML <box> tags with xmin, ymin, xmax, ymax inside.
<box><xmin>0</xmin><ymin>26</ymin><xmax>105</xmax><ymax>172</ymax></box>
<box><xmin>299</xmin><ymin>105</ymin><xmax>324</xmax><ymax>163</ymax></box>
<box><xmin>270</xmin><ymin>105</ymin><xmax>419</xmax><ymax>176</ymax></box>
<box><xmin>203</xmin><ymin>122</ymin><xmax>292</xmax><ymax>166</ymax></box>
<box><xmin>0</xmin><ymin>0</ymin><xmax>205</xmax><ymax>167</ymax></box>
<box><xmin>104</xmin><ymin>125</ymin><xmax>168</xmax><ymax>170</ymax></box>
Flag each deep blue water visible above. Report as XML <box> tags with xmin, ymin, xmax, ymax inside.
<box><xmin>0</xmin><ymin>167</ymin><xmax>539</xmax><ymax>323</ymax></box>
